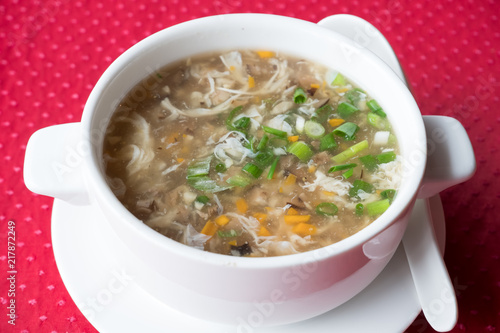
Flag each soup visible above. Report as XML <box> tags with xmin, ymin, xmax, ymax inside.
<box><xmin>103</xmin><ymin>50</ymin><xmax>402</xmax><ymax>257</ymax></box>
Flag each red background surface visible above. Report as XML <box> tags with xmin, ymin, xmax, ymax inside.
<box><xmin>1</xmin><ymin>0</ymin><xmax>499</xmax><ymax>332</ymax></box>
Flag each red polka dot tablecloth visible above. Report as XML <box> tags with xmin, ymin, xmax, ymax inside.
<box><xmin>1</xmin><ymin>0</ymin><xmax>499</xmax><ymax>332</ymax></box>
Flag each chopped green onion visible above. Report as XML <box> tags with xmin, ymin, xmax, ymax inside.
<box><xmin>337</xmin><ymin>102</ymin><xmax>359</xmax><ymax>119</ymax></box>
<box><xmin>328</xmin><ymin>163</ymin><xmax>357</xmax><ymax>172</ymax></box>
<box><xmin>293</xmin><ymin>87</ymin><xmax>307</xmax><ymax>104</ymax></box>
<box><xmin>345</xmin><ymin>88</ymin><xmax>365</xmax><ymax>106</ymax></box>
<box><xmin>388</xmin><ymin>133</ymin><xmax>397</xmax><ymax>145</ymax></box>
<box><xmin>267</xmin><ymin>156</ymin><xmax>280</xmax><ymax>179</ymax></box>
<box><xmin>195</xmin><ymin>195</ymin><xmax>210</xmax><ymax>204</ymax></box>
<box><xmin>254</xmin><ymin>149</ymin><xmax>275</xmax><ymax>168</ymax></box>
<box><xmin>367</xmin><ymin>112</ymin><xmax>389</xmax><ymax>130</ymax></box>
<box><xmin>331</xmin><ymin>140</ymin><xmax>368</xmax><ymax>163</ymax></box>
<box><xmin>226</xmin><ymin>106</ymin><xmax>244</xmax><ymax>131</ymax></box>
<box><xmin>257</xmin><ymin>134</ymin><xmax>269</xmax><ymax>151</ymax></box>
<box><xmin>366</xmin><ymin>99</ymin><xmax>387</xmax><ymax>118</ymax></box>
<box><xmin>332</xmin><ymin>73</ymin><xmax>346</xmax><ymax>86</ymax></box>
<box><xmin>316</xmin><ymin>202</ymin><xmax>338</xmax><ymax>216</ymax></box>
<box><xmin>359</xmin><ymin>154</ymin><xmax>378</xmax><ymax>172</ymax></box>
<box><xmin>288</xmin><ymin>141</ymin><xmax>314</xmax><ymax>162</ymax></box>
<box><xmin>355</xmin><ymin>203</ymin><xmax>364</xmax><ymax>216</ymax></box>
<box><xmin>359</xmin><ymin>152</ymin><xmax>396</xmax><ymax>170</ymax></box>
<box><xmin>376</xmin><ymin>151</ymin><xmax>396</xmax><ymax>164</ymax></box>
<box><xmin>366</xmin><ymin>199</ymin><xmax>391</xmax><ymax>216</ymax></box>
<box><xmin>312</xmin><ymin>104</ymin><xmax>333</xmax><ymax>123</ymax></box>
<box><xmin>319</xmin><ymin>132</ymin><xmax>338</xmax><ymax>151</ymax></box>
<box><xmin>380</xmin><ymin>189</ymin><xmax>397</xmax><ymax>203</ymax></box>
<box><xmin>283</xmin><ymin>114</ymin><xmax>295</xmax><ymax>127</ymax></box>
<box><xmin>262</xmin><ymin>125</ymin><xmax>287</xmax><ymax>139</ymax></box>
<box><xmin>248</xmin><ymin>136</ymin><xmax>257</xmax><ymax>152</ymax></box>
<box><xmin>343</xmin><ymin>168</ymin><xmax>354</xmax><ymax>179</ymax></box>
<box><xmin>269</xmin><ymin>137</ymin><xmax>288</xmax><ymax>147</ymax></box>
<box><xmin>226</xmin><ymin>174</ymin><xmax>252</xmax><ymax>187</ymax></box>
<box><xmin>233</xmin><ymin>117</ymin><xmax>251</xmax><ymax>131</ymax></box>
<box><xmin>188</xmin><ymin>176</ymin><xmax>232</xmax><ymax>193</ymax></box>
<box><xmin>218</xmin><ymin>229</ymin><xmax>239</xmax><ymax>238</ymax></box>
<box><xmin>333</xmin><ymin>122</ymin><xmax>359</xmax><ymax>141</ymax></box>
<box><xmin>187</xmin><ymin>156</ymin><xmax>212</xmax><ymax>178</ymax></box>
<box><xmin>304</xmin><ymin>120</ymin><xmax>326</xmax><ymax>139</ymax></box>
<box><xmin>215</xmin><ymin>163</ymin><xmax>227</xmax><ymax>173</ymax></box>
<box><xmin>242</xmin><ymin>163</ymin><xmax>263</xmax><ymax>178</ymax></box>
<box><xmin>349</xmin><ymin>179</ymin><xmax>375</xmax><ymax>198</ymax></box>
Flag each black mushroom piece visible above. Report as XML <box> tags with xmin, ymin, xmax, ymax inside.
<box><xmin>230</xmin><ymin>243</ymin><xmax>252</xmax><ymax>257</ymax></box>
<box><xmin>307</xmin><ymin>86</ymin><xmax>317</xmax><ymax>96</ymax></box>
<box><xmin>312</xmin><ymin>98</ymin><xmax>329</xmax><ymax>109</ymax></box>
<box><xmin>205</xmin><ymin>203</ymin><xmax>219</xmax><ymax>217</ymax></box>
<box><xmin>280</xmin><ymin>155</ymin><xmax>310</xmax><ymax>181</ymax></box>
<box><xmin>287</xmin><ymin>193</ymin><xmax>311</xmax><ymax>210</ymax></box>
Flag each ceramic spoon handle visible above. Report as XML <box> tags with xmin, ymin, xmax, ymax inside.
<box><xmin>406</xmin><ymin>114</ymin><xmax>474</xmax><ymax>331</ymax></box>
<box><xmin>403</xmin><ymin>200</ymin><xmax>457</xmax><ymax>332</ymax></box>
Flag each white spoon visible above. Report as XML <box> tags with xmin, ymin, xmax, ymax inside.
<box><xmin>318</xmin><ymin>14</ymin><xmax>474</xmax><ymax>332</ymax></box>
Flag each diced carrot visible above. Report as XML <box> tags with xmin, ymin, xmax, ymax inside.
<box><xmin>279</xmin><ymin>187</ymin><xmax>283</xmax><ymax>193</ymax></box>
<box><xmin>284</xmin><ymin>174</ymin><xmax>297</xmax><ymax>186</ymax></box>
<box><xmin>201</xmin><ymin>221</ymin><xmax>218</xmax><ymax>236</ymax></box>
<box><xmin>248</xmin><ymin>76</ymin><xmax>255</xmax><ymax>88</ymax></box>
<box><xmin>292</xmin><ymin>223</ymin><xmax>317</xmax><ymax>237</ymax></box>
<box><xmin>256</xmin><ymin>50</ymin><xmax>275</xmax><ymax>58</ymax></box>
<box><xmin>286</xmin><ymin>207</ymin><xmax>299</xmax><ymax>215</ymax></box>
<box><xmin>236</xmin><ymin>198</ymin><xmax>248</xmax><ymax>214</ymax></box>
<box><xmin>287</xmin><ymin>135</ymin><xmax>299</xmax><ymax>142</ymax></box>
<box><xmin>310</xmin><ymin>83</ymin><xmax>320</xmax><ymax>89</ymax></box>
<box><xmin>228</xmin><ymin>240</ymin><xmax>237</xmax><ymax>246</ymax></box>
<box><xmin>308</xmin><ymin>165</ymin><xmax>317</xmax><ymax>173</ymax></box>
<box><xmin>176</xmin><ymin>157</ymin><xmax>185</xmax><ymax>163</ymax></box>
<box><xmin>215</xmin><ymin>215</ymin><xmax>230</xmax><ymax>226</ymax></box>
<box><xmin>284</xmin><ymin>215</ymin><xmax>311</xmax><ymax>224</ymax></box>
<box><xmin>328</xmin><ymin>118</ymin><xmax>345</xmax><ymax>127</ymax></box>
<box><xmin>166</xmin><ymin>133</ymin><xmax>179</xmax><ymax>144</ymax></box>
<box><xmin>253</xmin><ymin>213</ymin><xmax>267</xmax><ymax>223</ymax></box>
<box><xmin>258</xmin><ymin>226</ymin><xmax>272</xmax><ymax>237</ymax></box>
<box><xmin>229</xmin><ymin>65</ymin><xmax>235</xmax><ymax>71</ymax></box>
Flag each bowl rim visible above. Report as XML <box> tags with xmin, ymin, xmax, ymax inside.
<box><xmin>82</xmin><ymin>13</ymin><xmax>426</xmax><ymax>269</ymax></box>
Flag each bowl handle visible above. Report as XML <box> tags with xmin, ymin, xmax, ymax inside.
<box><xmin>24</xmin><ymin>123</ymin><xmax>90</xmax><ymax>205</ymax></box>
<box><xmin>418</xmin><ymin>116</ymin><xmax>476</xmax><ymax>198</ymax></box>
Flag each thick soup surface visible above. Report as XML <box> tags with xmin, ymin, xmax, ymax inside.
<box><xmin>103</xmin><ymin>50</ymin><xmax>402</xmax><ymax>257</ymax></box>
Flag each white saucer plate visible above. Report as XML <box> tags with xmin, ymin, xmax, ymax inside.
<box><xmin>51</xmin><ymin>196</ymin><xmax>445</xmax><ymax>333</ymax></box>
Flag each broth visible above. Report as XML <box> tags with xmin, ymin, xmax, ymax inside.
<box><xmin>103</xmin><ymin>50</ymin><xmax>402</xmax><ymax>257</ymax></box>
